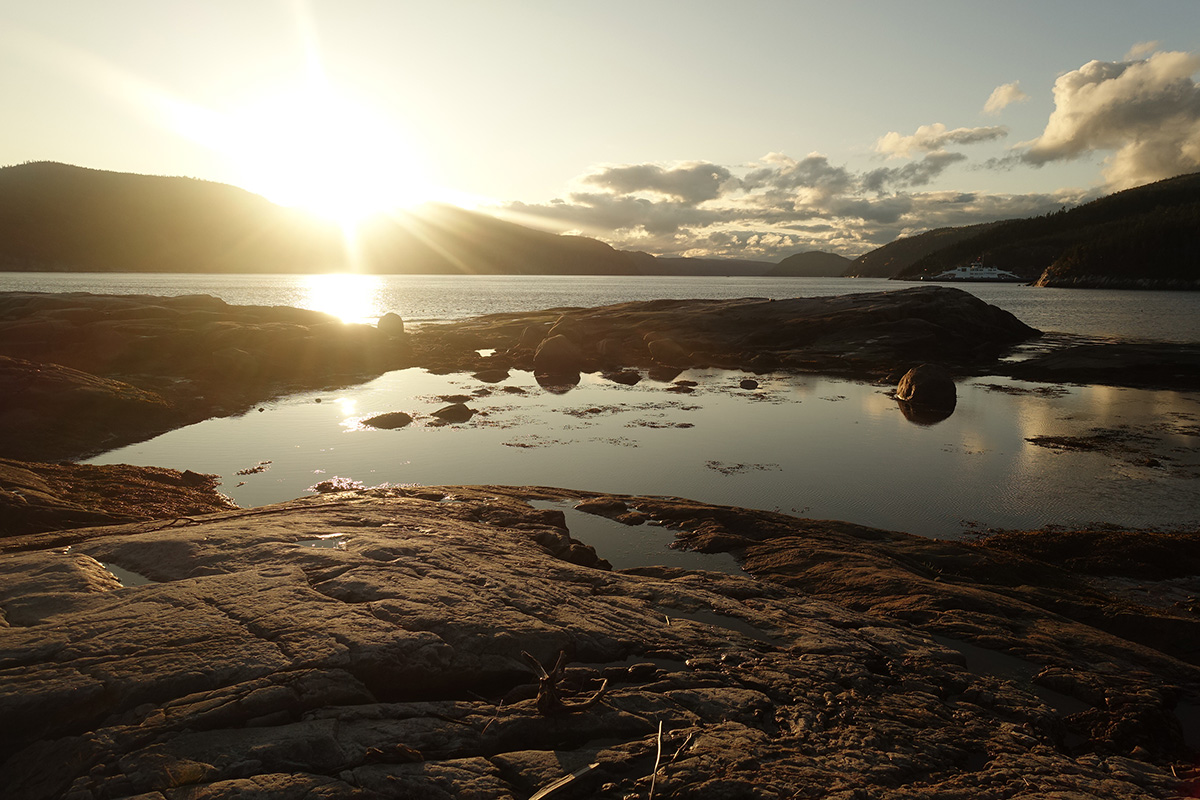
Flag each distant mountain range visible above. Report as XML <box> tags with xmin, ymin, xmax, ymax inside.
<box><xmin>1</xmin><ymin>162</ymin><xmax>1197</xmax><ymax>287</ymax></box>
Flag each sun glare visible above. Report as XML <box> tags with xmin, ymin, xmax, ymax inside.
<box><xmin>301</xmin><ymin>273</ymin><xmax>384</xmax><ymax>324</ymax></box>
<box><xmin>223</xmin><ymin>83</ymin><xmax>433</xmax><ymax>227</ymax></box>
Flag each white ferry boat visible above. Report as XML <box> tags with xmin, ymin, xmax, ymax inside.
<box><xmin>928</xmin><ymin>259</ymin><xmax>1024</xmax><ymax>283</ymax></box>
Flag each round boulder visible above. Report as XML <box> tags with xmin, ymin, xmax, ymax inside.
<box><xmin>534</xmin><ymin>334</ymin><xmax>584</xmax><ymax>375</ymax></box>
<box><xmin>377</xmin><ymin>312</ymin><xmax>405</xmax><ymax>337</ymax></box>
<box><xmin>647</xmin><ymin>338</ymin><xmax>691</xmax><ymax>368</ymax></box>
<box><xmin>895</xmin><ymin>364</ymin><xmax>957</xmax><ymax>409</ymax></box>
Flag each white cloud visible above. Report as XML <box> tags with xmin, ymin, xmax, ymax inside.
<box><xmin>983</xmin><ymin>82</ymin><xmax>1030</xmax><ymax>115</ymax></box>
<box><xmin>1126</xmin><ymin>41</ymin><xmax>1160</xmax><ymax>60</ymax></box>
<box><xmin>1020</xmin><ymin>49</ymin><xmax>1200</xmax><ymax>189</ymax></box>
<box><xmin>875</xmin><ymin>123</ymin><xmax>1009</xmax><ymax>158</ymax></box>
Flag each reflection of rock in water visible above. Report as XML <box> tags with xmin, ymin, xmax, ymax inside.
<box><xmin>895</xmin><ymin>363</ymin><xmax>957</xmax><ymax>425</ymax></box>
<box><xmin>535</xmin><ymin>371</ymin><xmax>580</xmax><ymax>394</ymax></box>
<box><xmin>896</xmin><ymin>398</ymin><xmax>956</xmax><ymax>425</ymax></box>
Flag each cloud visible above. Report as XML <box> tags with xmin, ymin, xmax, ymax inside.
<box><xmin>984</xmin><ymin>82</ymin><xmax>1030</xmax><ymax>115</ymax></box>
<box><xmin>496</xmin><ymin>149</ymin><xmax>1082</xmax><ymax>260</ymax></box>
<box><xmin>581</xmin><ymin>161</ymin><xmax>733</xmax><ymax>204</ymax></box>
<box><xmin>861</xmin><ymin>151</ymin><xmax>968</xmax><ymax>193</ymax></box>
<box><xmin>875</xmin><ymin>123</ymin><xmax>1008</xmax><ymax>157</ymax></box>
<box><xmin>1020</xmin><ymin>49</ymin><xmax>1200</xmax><ymax>188</ymax></box>
<box><xmin>740</xmin><ymin>152</ymin><xmax>855</xmax><ymax>197</ymax></box>
<box><xmin>1126</xmin><ymin>41</ymin><xmax>1160</xmax><ymax>60</ymax></box>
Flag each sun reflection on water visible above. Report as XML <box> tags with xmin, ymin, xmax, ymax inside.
<box><xmin>301</xmin><ymin>273</ymin><xmax>385</xmax><ymax>324</ymax></box>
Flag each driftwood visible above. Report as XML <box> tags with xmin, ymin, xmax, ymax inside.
<box><xmin>521</xmin><ymin>650</ymin><xmax>609</xmax><ymax>715</ymax></box>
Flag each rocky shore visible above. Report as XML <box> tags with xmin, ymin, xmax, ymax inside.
<box><xmin>2</xmin><ymin>287</ymin><xmax>1198</xmax><ymax>798</ymax></box>
<box><xmin>2</xmin><ymin>486</ymin><xmax>1199</xmax><ymax>799</ymax></box>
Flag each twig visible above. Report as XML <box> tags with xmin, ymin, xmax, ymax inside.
<box><xmin>521</xmin><ymin>650</ymin><xmax>609</xmax><ymax>715</ymax></box>
<box><xmin>649</xmin><ymin>719</ymin><xmax>664</xmax><ymax>800</ymax></box>
<box><xmin>528</xmin><ymin>762</ymin><xmax>599</xmax><ymax>800</ymax></box>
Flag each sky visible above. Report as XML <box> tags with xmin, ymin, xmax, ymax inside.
<box><xmin>2</xmin><ymin>1</ymin><xmax>1199</xmax><ymax>260</ymax></box>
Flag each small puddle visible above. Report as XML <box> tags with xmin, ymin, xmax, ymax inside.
<box><xmin>101</xmin><ymin>563</ymin><xmax>155</xmax><ymax>587</ymax></box>
<box><xmin>657</xmin><ymin>606</ymin><xmax>776</xmax><ymax>644</ymax></box>
<box><xmin>932</xmin><ymin>635</ymin><xmax>1089</xmax><ymax>715</ymax></box>
<box><xmin>532</xmin><ymin>500</ymin><xmax>741</xmax><ymax>573</ymax></box>
<box><xmin>296</xmin><ymin>534</ymin><xmax>349</xmax><ymax>549</ymax></box>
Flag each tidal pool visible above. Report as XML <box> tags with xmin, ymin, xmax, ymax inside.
<box><xmin>87</xmin><ymin>367</ymin><xmax>1200</xmax><ymax>540</ymax></box>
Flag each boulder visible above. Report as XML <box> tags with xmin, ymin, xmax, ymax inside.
<box><xmin>647</xmin><ymin>338</ymin><xmax>691</xmax><ymax>368</ymax></box>
<box><xmin>377</xmin><ymin>312</ymin><xmax>405</xmax><ymax>337</ymax></box>
<box><xmin>895</xmin><ymin>363</ymin><xmax>956</xmax><ymax>409</ymax></box>
<box><xmin>515</xmin><ymin>324</ymin><xmax>549</xmax><ymax>351</ymax></box>
<box><xmin>362</xmin><ymin>411</ymin><xmax>413</xmax><ymax>429</ymax></box>
<box><xmin>546</xmin><ymin>316</ymin><xmax>584</xmax><ymax>342</ymax></box>
<box><xmin>431</xmin><ymin>403</ymin><xmax>475</xmax><ymax>423</ymax></box>
<box><xmin>533</xmin><ymin>335</ymin><xmax>583</xmax><ymax>376</ymax></box>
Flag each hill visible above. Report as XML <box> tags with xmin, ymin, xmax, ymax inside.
<box><xmin>767</xmin><ymin>250</ymin><xmax>853</xmax><ymax>277</ymax></box>
<box><xmin>892</xmin><ymin>172</ymin><xmax>1200</xmax><ymax>287</ymax></box>
<box><xmin>846</xmin><ymin>223</ymin><xmax>1000</xmax><ymax>278</ymax></box>
<box><xmin>0</xmin><ymin>162</ymin><xmax>340</xmax><ymax>273</ymax></box>
<box><xmin>0</xmin><ymin>163</ymin><xmax>642</xmax><ymax>276</ymax></box>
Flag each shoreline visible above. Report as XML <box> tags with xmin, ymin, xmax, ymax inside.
<box><xmin>1</xmin><ymin>288</ymin><xmax>1199</xmax><ymax>796</ymax></box>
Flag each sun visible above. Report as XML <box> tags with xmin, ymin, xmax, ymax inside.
<box><xmin>224</xmin><ymin>82</ymin><xmax>433</xmax><ymax>227</ymax></box>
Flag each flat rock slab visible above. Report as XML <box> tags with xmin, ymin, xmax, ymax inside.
<box><xmin>1</xmin><ymin>486</ymin><xmax>1195</xmax><ymax>799</ymax></box>
<box><xmin>416</xmin><ymin>285</ymin><xmax>1041</xmax><ymax>378</ymax></box>
<box><xmin>0</xmin><ymin>457</ymin><xmax>235</xmax><ymax>538</ymax></box>
<box><xmin>0</xmin><ymin>292</ymin><xmax>415</xmax><ymax>460</ymax></box>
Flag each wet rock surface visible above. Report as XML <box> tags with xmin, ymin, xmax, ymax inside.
<box><xmin>0</xmin><ymin>457</ymin><xmax>235</xmax><ymax>538</ymax></box>
<box><xmin>1</xmin><ymin>485</ymin><xmax>1197</xmax><ymax>799</ymax></box>
<box><xmin>0</xmin><ymin>292</ymin><xmax>416</xmax><ymax>461</ymax></box>
<box><xmin>0</xmin><ymin>286</ymin><xmax>1039</xmax><ymax>462</ymax></box>
<box><xmin>415</xmin><ymin>285</ymin><xmax>1040</xmax><ymax>381</ymax></box>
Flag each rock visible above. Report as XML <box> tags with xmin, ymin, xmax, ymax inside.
<box><xmin>895</xmin><ymin>363</ymin><xmax>956</xmax><ymax>409</ymax></box>
<box><xmin>647</xmin><ymin>338</ymin><xmax>691</xmax><ymax>367</ymax></box>
<box><xmin>515</xmin><ymin>324</ymin><xmax>549</xmax><ymax>351</ymax></box>
<box><xmin>472</xmin><ymin>368</ymin><xmax>510</xmax><ymax>384</ymax></box>
<box><xmin>376</xmin><ymin>312</ymin><xmax>405</xmax><ymax>337</ymax></box>
<box><xmin>0</xmin><ymin>458</ymin><xmax>235</xmax><ymax>538</ymax></box>
<box><xmin>431</xmin><ymin>403</ymin><xmax>475</xmax><ymax>423</ymax></box>
<box><xmin>546</xmin><ymin>316</ymin><xmax>584</xmax><ymax>342</ymax></box>
<box><xmin>0</xmin><ymin>486</ymin><xmax>1192</xmax><ymax>799</ymax></box>
<box><xmin>0</xmin><ymin>293</ymin><xmax>418</xmax><ymax>461</ymax></box>
<box><xmin>1005</xmin><ymin>341</ymin><xmax>1200</xmax><ymax>391</ymax></box>
<box><xmin>533</xmin><ymin>335</ymin><xmax>583</xmax><ymax>376</ymax></box>
<box><xmin>424</xmin><ymin>287</ymin><xmax>1040</xmax><ymax>380</ymax></box>
<box><xmin>603</xmin><ymin>370</ymin><xmax>641</xmax><ymax>386</ymax></box>
<box><xmin>362</xmin><ymin>411</ymin><xmax>413</xmax><ymax>429</ymax></box>
<box><xmin>0</xmin><ymin>355</ymin><xmax>172</xmax><ymax>461</ymax></box>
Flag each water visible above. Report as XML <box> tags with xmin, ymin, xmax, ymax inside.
<box><xmin>2</xmin><ymin>272</ymin><xmax>1198</xmax><ymax>341</ymax></box>
<box><xmin>84</xmin><ymin>366</ymin><xmax>1200</xmax><ymax>540</ymax></box>
<box><xmin>5</xmin><ymin>272</ymin><xmax>1199</xmax><ymax>545</ymax></box>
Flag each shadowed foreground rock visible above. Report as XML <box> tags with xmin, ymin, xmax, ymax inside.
<box><xmin>0</xmin><ymin>458</ymin><xmax>235</xmax><ymax>537</ymax></box>
<box><xmin>0</xmin><ymin>292</ymin><xmax>415</xmax><ymax>461</ymax></box>
<box><xmin>1</xmin><ymin>486</ymin><xmax>1196</xmax><ymax>799</ymax></box>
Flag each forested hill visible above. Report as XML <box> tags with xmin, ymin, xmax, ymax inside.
<box><xmin>767</xmin><ymin>251</ymin><xmax>852</xmax><ymax>277</ymax></box>
<box><xmin>845</xmin><ymin>223</ymin><xmax>999</xmax><ymax>278</ymax></box>
<box><xmin>0</xmin><ymin>162</ymin><xmax>340</xmax><ymax>272</ymax></box>
<box><xmin>0</xmin><ymin>162</ymin><xmax>642</xmax><ymax>275</ymax></box>
<box><xmin>891</xmin><ymin>172</ymin><xmax>1200</xmax><ymax>287</ymax></box>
